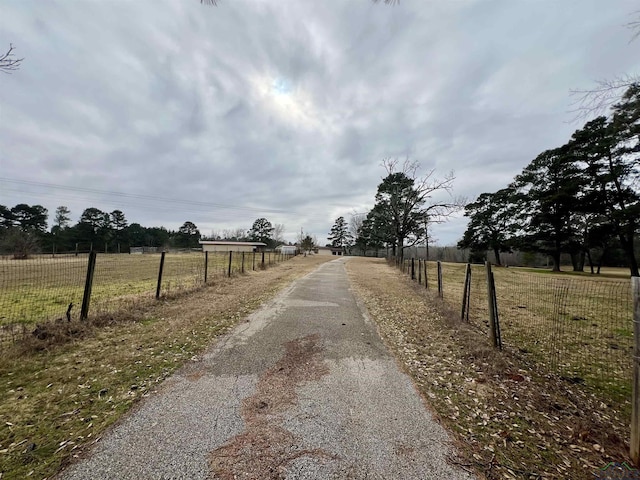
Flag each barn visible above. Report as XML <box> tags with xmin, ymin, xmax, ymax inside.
<box><xmin>199</xmin><ymin>241</ymin><xmax>267</xmax><ymax>253</ymax></box>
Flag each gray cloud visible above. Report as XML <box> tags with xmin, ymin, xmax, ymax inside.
<box><xmin>2</xmin><ymin>0</ymin><xmax>639</xmax><ymax>244</ymax></box>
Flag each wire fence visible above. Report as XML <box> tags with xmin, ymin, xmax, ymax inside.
<box><xmin>0</xmin><ymin>251</ymin><xmax>293</xmax><ymax>347</ymax></box>
<box><xmin>393</xmin><ymin>257</ymin><xmax>634</xmax><ymax>411</ymax></box>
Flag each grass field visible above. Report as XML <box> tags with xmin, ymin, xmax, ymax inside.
<box><xmin>410</xmin><ymin>260</ymin><xmax>634</xmax><ymax>413</ymax></box>
<box><xmin>0</xmin><ymin>252</ymin><xmax>286</xmax><ymax>328</ymax></box>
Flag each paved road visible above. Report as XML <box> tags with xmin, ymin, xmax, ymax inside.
<box><xmin>60</xmin><ymin>258</ymin><xmax>475</xmax><ymax>480</ymax></box>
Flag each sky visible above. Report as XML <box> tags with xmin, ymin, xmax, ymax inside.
<box><xmin>1</xmin><ymin>0</ymin><xmax>639</xmax><ymax>246</ymax></box>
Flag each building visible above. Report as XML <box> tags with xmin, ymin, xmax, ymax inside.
<box><xmin>199</xmin><ymin>241</ymin><xmax>267</xmax><ymax>253</ymax></box>
<box><xmin>316</xmin><ymin>246</ymin><xmax>345</xmax><ymax>256</ymax></box>
<box><xmin>276</xmin><ymin>245</ymin><xmax>297</xmax><ymax>255</ymax></box>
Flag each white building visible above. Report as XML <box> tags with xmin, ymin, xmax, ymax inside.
<box><xmin>199</xmin><ymin>241</ymin><xmax>266</xmax><ymax>253</ymax></box>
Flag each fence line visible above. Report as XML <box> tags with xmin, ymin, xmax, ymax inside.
<box><xmin>0</xmin><ymin>251</ymin><xmax>294</xmax><ymax>347</ymax></box>
<box><xmin>392</xmin><ymin>257</ymin><xmax>633</xmax><ymax>413</ymax></box>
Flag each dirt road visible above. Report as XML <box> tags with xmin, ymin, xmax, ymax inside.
<box><xmin>59</xmin><ymin>258</ymin><xmax>474</xmax><ymax>479</ymax></box>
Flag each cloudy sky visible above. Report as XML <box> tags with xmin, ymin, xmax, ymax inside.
<box><xmin>1</xmin><ymin>0</ymin><xmax>639</xmax><ymax>245</ymax></box>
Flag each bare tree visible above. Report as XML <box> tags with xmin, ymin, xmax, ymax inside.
<box><xmin>370</xmin><ymin>158</ymin><xmax>464</xmax><ymax>259</ymax></box>
<box><xmin>0</xmin><ymin>44</ymin><xmax>23</xmax><ymax>74</ymax></box>
<box><xmin>570</xmin><ymin>11</ymin><xmax>640</xmax><ymax>119</ymax></box>
<box><xmin>272</xmin><ymin>223</ymin><xmax>285</xmax><ymax>245</ymax></box>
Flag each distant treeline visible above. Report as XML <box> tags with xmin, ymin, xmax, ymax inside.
<box><xmin>0</xmin><ymin>204</ymin><xmax>203</xmax><ymax>257</ymax></box>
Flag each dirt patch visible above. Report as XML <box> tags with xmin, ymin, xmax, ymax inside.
<box><xmin>209</xmin><ymin>334</ymin><xmax>334</xmax><ymax>479</ymax></box>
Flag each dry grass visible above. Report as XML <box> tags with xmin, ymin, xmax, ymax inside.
<box><xmin>0</xmin><ymin>255</ymin><xmax>332</xmax><ymax>480</ymax></box>
<box><xmin>347</xmin><ymin>257</ymin><xmax>631</xmax><ymax>480</ymax></box>
<box><xmin>0</xmin><ymin>252</ymin><xmax>287</xmax><ymax>328</ymax></box>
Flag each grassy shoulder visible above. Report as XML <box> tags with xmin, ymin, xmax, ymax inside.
<box><xmin>346</xmin><ymin>257</ymin><xmax>631</xmax><ymax>480</ymax></box>
<box><xmin>0</xmin><ymin>255</ymin><xmax>332</xmax><ymax>480</ymax></box>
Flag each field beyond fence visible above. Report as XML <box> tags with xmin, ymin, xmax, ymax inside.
<box><xmin>394</xmin><ymin>257</ymin><xmax>634</xmax><ymax>419</ymax></box>
<box><xmin>0</xmin><ymin>251</ymin><xmax>292</xmax><ymax>347</ymax></box>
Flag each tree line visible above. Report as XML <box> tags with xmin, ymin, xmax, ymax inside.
<box><xmin>458</xmin><ymin>84</ymin><xmax>640</xmax><ymax>276</ymax></box>
<box><xmin>0</xmin><ymin>204</ymin><xmax>286</xmax><ymax>257</ymax></box>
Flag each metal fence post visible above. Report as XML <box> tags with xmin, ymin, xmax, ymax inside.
<box><xmin>437</xmin><ymin>261</ymin><xmax>443</xmax><ymax>298</ymax></box>
<box><xmin>80</xmin><ymin>251</ymin><xmax>97</xmax><ymax>320</ymax></box>
<box><xmin>228</xmin><ymin>251</ymin><xmax>233</xmax><ymax>277</ymax></box>
<box><xmin>204</xmin><ymin>251</ymin><xmax>208</xmax><ymax>284</ymax></box>
<box><xmin>261</xmin><ymin>251</ymin><xmax>265</xmax><ymax>269</ymax></box>
<box><xmin>631</xmin><ymin>277</ymin><xmax>640</xmax><ymax>463</ymax></box>
<box><xmin>411</xmin><ymin>258</ymin><xmax>415</xmax><ymax>280</ymax></box>
<box><xmin>418</xmin><ymin>259</ymin><xmax>422</xmax><ymax>284</ymax></box>
<box><xmin>485</xmin><ymin>261</ymin><xmax>501</xmax><ymax>348</ymax></box>
<box><xmin>155</xmin><ymin>251</ymin><xmax>166</xmax><ymax>299</ymax></box>
<box><xmin>253</xmin><ymin>251</ymin><xmax>256</xmax><ymax>271</ymax></box>
<box><xmin>461</xmin><ymin>263</ymin><xmax>471</xmax><ymax>322</ymax></box>
<box><xmin>242</xmin><ymin>252</ymin><xmax>245</xmax><ymax>274</ymax></box>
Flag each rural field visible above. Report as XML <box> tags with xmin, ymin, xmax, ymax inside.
<box><xmin>0</xmin><ymin>251</ymin><xmax>286</xmax><ymax>329</ymax></box>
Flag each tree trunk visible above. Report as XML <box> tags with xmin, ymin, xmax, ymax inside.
<box><xmin>493</xmin><ymin>247</ymin><xmax>501</xmax><ymax>266</ymax></box>
<box><xmin>620</xmin><ymin>231</ymin><xmax>640</xmax><ymax>277</ymax></box>
<box><xmin>586</xmin><ymin>249</ymin><xmax>594</xmax><ymax>274</ymax></box>
<box><xmin>551</xmin><ymin>251</ymin><xmax>561</xmax><ymax>272</ymax></box>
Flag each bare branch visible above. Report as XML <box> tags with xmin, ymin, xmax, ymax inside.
<box><xmin>568</xmin><ymin>75</ymin><xmax>639</xmax><ymax>122</ymax></box>
<box><xmin>0</xmin><ymin>44</ymin><xmax>24</xmax><ymax>75</ymax></box>
<box><xmin>626</xmin><ymin>10</ymin><xmax>640</xmax><ymax>42</ymax></box>
<box><xmin>200</xmin><ymin>0</ymin><xmax>218</xmax><ymax>5</ymax></box>
<box><xmin>372</xmin><ymin>0</ymin><xmax>400</xmax><ymax>4</ymax></box>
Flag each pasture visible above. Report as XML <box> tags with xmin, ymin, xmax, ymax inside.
<box><xmin>418</xmin><ymin>261</ymin><xmax>633</xmax><ymax>409</ymax></box>
<box><xmin>0</xmin><ymin>251</ymin><xmax>277</xmax><ymax>327</ymax></box>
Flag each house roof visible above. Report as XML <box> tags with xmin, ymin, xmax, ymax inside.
<box><xmin>199</xmin><ymin>241</ymin><xmax>267</xmax><ymax>246</ymax></box>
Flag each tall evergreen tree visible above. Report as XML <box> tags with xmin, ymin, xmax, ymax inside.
<box><xmin>328</xmin><ymin>216</ymin><xmax>352</xmax><ymax>252</ymax></box>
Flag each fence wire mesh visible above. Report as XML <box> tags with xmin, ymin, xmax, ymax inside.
<box><xmin>395</xmin><ymin>258</ymin><xmax>633</xmax><ymax>411</ymax></box>
<box><xmin>0</xmin><ymin>251</ymin><xmax>293</xmax><ymax>349</ymax></box>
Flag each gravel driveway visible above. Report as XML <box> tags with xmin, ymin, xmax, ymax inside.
<box><xmin>58</xmin><ymin>258</ymin><xmax>475</xmax><ymax>480</ymax></box>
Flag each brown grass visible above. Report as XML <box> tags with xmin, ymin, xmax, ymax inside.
<box><xmin>347</xmin><ymin>257</ymin><xmax>631</xmax><ymax>480</ymax></box>
<box><xmin>0</xmin><ymin>255</ymin><xmax>332</xmax><ymax>480</ymax></box>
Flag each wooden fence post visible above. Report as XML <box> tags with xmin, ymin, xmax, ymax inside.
<box><xmin>631</xmin><ymin>277</ymin><xmax>640</xmax><ymax>464</ymax></box>
<box><xmin>261</xmin><ymin>251</ymin><xmax>265</xmax><ymax>269</ymax></box>
<box><xmin>424</xmin><ymin>261</ymin><xmax>428</xmax><ymax>290</ymax></box>
<box><xmin>437</xmin><ymin>261</ymin><xmax>443</xmax><ymax>298</ymax></box>
<box><xmin>155</xmin><ymin>251</ymin><xmax>166</xmax><ymax>300</ymax></box>
<box><xmin>228</xmin><ymin>251</ymin><xmax>233</xmax><ymax>277</ymax></box>
<box><xmin>80</xmin><ymin>251</ymin><xmax>97</xmax><ymax>319</ymax></box>
<box><xmin>204</xmin><ymin>251</ymin><xmax>208</xmax><ymax>284</ymax></box>
<box><xmin>461</xmin><ymin>263</ymin><xmax>471</xmax><ymax>321</ymax></box>
<box><xmin>253</xmin><ymin>251</ymin><xmax>256</xmax><ymax>271</ymax></box>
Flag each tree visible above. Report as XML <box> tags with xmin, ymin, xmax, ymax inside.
<box><xmin>569</xmin><ymin>12</ymin><xmax>640</xmax><ymax>119</ymax></box>
<box><xmin>369</xmin><ymin>159</ymin><xmax>461</xmax><ymax>260</ymax></box>
<box><xmin>0</xmin><ymin>44</ymin><xmax>23</xmax><ymax>74</ymax></box>
<box><xmin>248</xmin><ymin>218</ymin><xmax>274</xmax><ymax>246</ymax></box>
<box><xmin>272</xmin><ymin>223</ymin><xmax>286</xmax><ymax>246</ymax></box>
<box><xmin>0</xmin><ymin>229</ymin><xmax>39</xmax><ymax>259</ymax></box>
<box><xmin>77</xmin><ymin>207</ymin><xmax>111</xmax><ymax>250</ymax></box>
<box><xmin>176</xmin><ymin>221</ymin><xmax>200</xmax><ymax>248</ymax></box>
<box><xmin>299</xmin><ymin>235</ymin><xmax>316</xmax><ymax>256</ymax></box>
<box><xmin>0</xmin><ymin>205</ymin><xmax>14</xmax><ymax>229</ymax></box>
<box><xmin>569</xmin><ymin>99</ymin><xmax>640</xmax><ymax>276</ymax></box>
<box><xmin>512</xmin><ymin>147</ymin><xmax>584</xmax><ymax>272</ymax></box>
<box><xmin>11</xmin><ymin>204</ymin><xmax>48</xmax><ymax>233</ymax></box>
<box><xmin>53</xmin><ymin>206</ymin><xmax>71</xmax><ymax>230</ymax></box>
<box><xmin>110</xmin><ymin>210</ymin><xmax>128</xmax><ymax>253</ymax></box>
<box><xmin>327</xmin><ymin>216</ymin><xmax>352</xmax><ymax>252</ymax></box>
<box><xmin>458</xmin><ymin>188</ymin><xmax>516</xmax><ymax>266</ymax></box>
